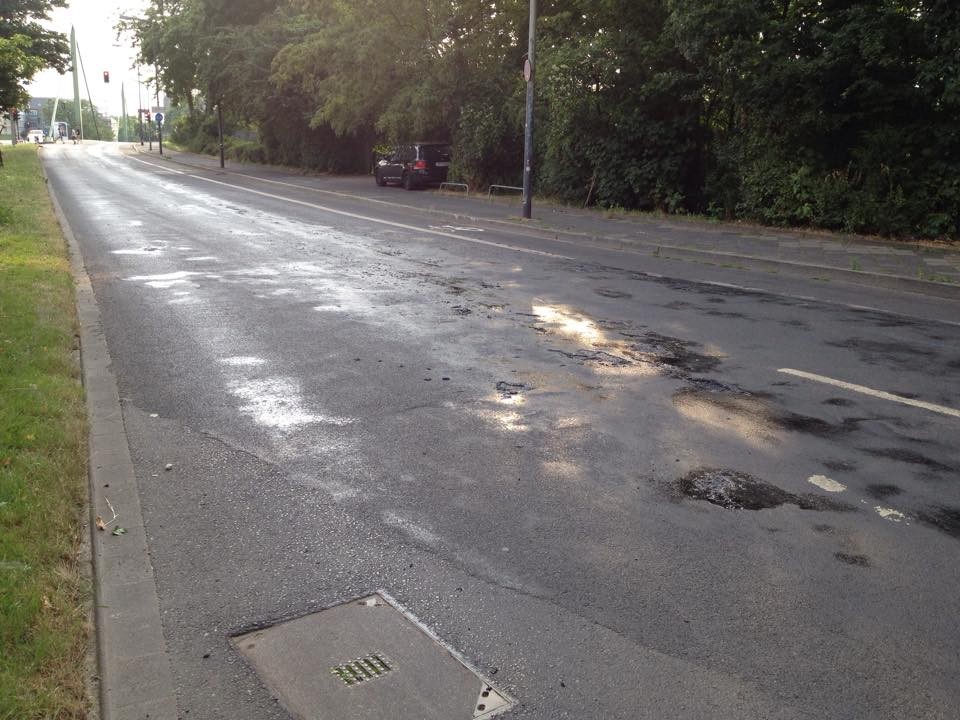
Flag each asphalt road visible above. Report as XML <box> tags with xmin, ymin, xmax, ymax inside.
<box><xmin>45</xmin><ymin>143</ymin><xmax>959</xmax><ymax>719</ymax></box>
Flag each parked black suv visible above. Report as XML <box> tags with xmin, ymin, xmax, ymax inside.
<box><xmin>375</xmin><ymin>142</ymin><xmax>451</xmax><ymax>190</ymax></box>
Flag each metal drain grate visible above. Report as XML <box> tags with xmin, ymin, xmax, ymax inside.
<box><xmin>331</xmin><ymin>653</ymin><xmax>393</xmax><ymax>686</ymax></box>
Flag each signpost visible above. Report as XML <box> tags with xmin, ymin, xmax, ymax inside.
<box><xmin>155</xmin><ymin>111</ymin><xmax>163</xmax><ymax>155</ymax></box>
<box><xmin>521</xmin><ymin>1</ymin><xmax>537</xmax><ymax>220</ymax></box>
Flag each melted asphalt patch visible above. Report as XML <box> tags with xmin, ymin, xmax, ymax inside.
<box><xmin>676</xmin><ymin>468</ymin><xmax>854</xmax><ymax>512</ymax></box>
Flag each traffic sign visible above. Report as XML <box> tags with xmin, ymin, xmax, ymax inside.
<box><xmin>154</xmin><ymin>112</ymin><xmax>164</xmax><ymax>125</ymax></box>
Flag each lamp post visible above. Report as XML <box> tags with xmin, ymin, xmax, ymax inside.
<box><xmin>119</xmin><ymin>15</ymin><xmax>152</xmax><ymax>148</ymax></box>
<box><xmin>136</xmin><ymin>64</ymin><xmax>144</xmax><ymax>145</ymax></box>
<box><xmin>216</xmin><ymin>100</ymin><xmax>224</xmax><ymax>169</ymax></box>
<box><xmin>155</xmin><ymin>75</ymin><xmax>162</xmax><ymax>155</ymax></box>
<box><xmin>521</xmin><ymin>0</ymin><xmax>537</xmax><ymax>220</ymax></box>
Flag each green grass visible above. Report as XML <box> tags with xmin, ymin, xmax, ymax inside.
<box><xmin>0</xmin><ymin>146</ymin><xmax>89</xmax><ymax>719</ymax></box>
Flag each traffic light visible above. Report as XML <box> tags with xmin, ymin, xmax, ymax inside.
<box><xmin>103</xmin><ymin>70</ymin><xmax>110</xmax><ymax>83</ymax></box>
<box><xmin>144</xmin><ymin>111</ymin><xmax>151</xmax><ymax>122</ymax></box>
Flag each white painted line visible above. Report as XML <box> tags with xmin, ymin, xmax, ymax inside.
<box><xmin>428</xmin><ymin>225</ymin><xmax>485</xmax><ymax>232</ymax></box>
<box><xmin>808</xmin><ymin>475</ymin><xmax>846</xmax><ymax>493</ymax></box>
<box><xmin>126</xmin><ymin>154</ymin><xmax>571</xmax><ymax>261</ymax></box>
<box><xmin>875</xmin><ymin>506</ymin><xmax>908</xmax><ymax>523</ymax></box>
<box><xmin>779</xmin><ymin>368</ymin><xmax>960</xmax><ymax>419</ymax></box>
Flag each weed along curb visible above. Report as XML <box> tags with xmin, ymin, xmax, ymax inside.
<box><xmin>44</xmin><ymin>156</ymin><xmax>179</xmax><ymax>720</ymax></box>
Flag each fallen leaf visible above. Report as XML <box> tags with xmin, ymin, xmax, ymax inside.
<box><xmin>95</xmin><ymin>516</ymin><xmax>106</xmax><ymax>531</ymax></box>
<box><xmin>42</xmin><ymin>596</ymin><xmax>52</xmax><ymax>610</ymax></box>
<box><xmin>111</xmin><ymin>527</ymin><xmax>127</xmax><ymax>536</ymax></box>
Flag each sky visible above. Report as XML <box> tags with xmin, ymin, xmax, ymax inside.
<box><xmin>27</xmin><ymin>0</ymin><xmax>154</xmax><ymax>116</ymax></box>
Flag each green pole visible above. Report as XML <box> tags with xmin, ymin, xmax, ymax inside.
<box><xmin>70</xmin><ymin>27</ymin><xmax>81</xmax><ymax>132</ymax></box>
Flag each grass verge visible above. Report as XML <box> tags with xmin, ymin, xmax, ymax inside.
<box><xmin>0</xmin><ymin>145</ymin><xmax>89</xmax><ymax>718</ymax></box>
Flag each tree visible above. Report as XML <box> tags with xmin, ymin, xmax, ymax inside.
<box><xmin>0</xmin><ymin>35</ymin><xmax>44</xmax><ymax>110</ymax></box>
<box><xmin>0</xmin><ymin>0</ymin><xmax>70</xmax><ymax>110</ymax></box>
<box><xmin>134</xmin><ymin>0</ymin><xmax>960</xmax><ymax>238</ymax></box>
<box><xmin>538</xmin><ymin>0</ymin><xmax>702</xmax><ymax>210</ymax></box>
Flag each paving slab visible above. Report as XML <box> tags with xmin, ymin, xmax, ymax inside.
<box><xmin>234</xmin><ymin>593</ymin><xmax>513</xmax><ymax>720</ymax></box>
<box><xmin>44</xmin><ymin>153</ymin><xmax>178</xmax><ymax>720</ymax></box>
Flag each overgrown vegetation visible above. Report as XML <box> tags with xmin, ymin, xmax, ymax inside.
<box><xmin>124</xmin><ymin>0</ymin><xmax>960</xmax><ymax>240</ymax></box>
<box><xmin>0</xmin><ymin>146</ymin><xmax>89</xmax><ymax>719</ymax></box>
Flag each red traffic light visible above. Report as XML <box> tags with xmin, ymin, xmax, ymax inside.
<box><xmin>103</xmin><ymin>71</ymin><xmax>110</xmax><ymax>83</ymax></box>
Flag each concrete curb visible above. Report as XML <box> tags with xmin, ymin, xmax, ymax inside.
<box><xmin>43</xmin><ymin>155</ymin><xmax>179</xmax><ymax>720</ymax></box>
<box><xmin>126</xmin><ymin>144</ymin><xmax>960</xmax><ymax>301</ymax></box>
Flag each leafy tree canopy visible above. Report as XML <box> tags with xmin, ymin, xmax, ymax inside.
<box><xmin>127</xmin><ymin>0</ymin><xmax>960</xmax><ymax>238</ymax></box>
<box><xmin>0</xmin><ymin>0</ymin><xmax>69</xmax><ymax>109</ymax></box>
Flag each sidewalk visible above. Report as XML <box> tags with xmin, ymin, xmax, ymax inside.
<box><xmin>130</xmin><ymin>143</ymin><xmax>960</xmax><ymax>300</ymax></box>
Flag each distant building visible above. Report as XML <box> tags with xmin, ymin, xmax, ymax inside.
<box><xmin>23</xmin><ymin>97</ymin><xmax>53</xmax><ymax>138</ymax></box>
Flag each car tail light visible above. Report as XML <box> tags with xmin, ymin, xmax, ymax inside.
<box><xmin>414</xmin><ymin>160</ymin><xmax>428</xmax><ymax>169</ymax></box>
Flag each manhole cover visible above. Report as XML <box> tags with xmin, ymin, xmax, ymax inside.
<box><xmin>233</xmin><ymin>593</ymin><xmax>514</xmax><ymax>720</ymax></box>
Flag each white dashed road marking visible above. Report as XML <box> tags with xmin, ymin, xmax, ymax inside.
<box><xmin>778</xmin><ymin>368</ymin><xmax>960</xmax><ymax>419</ymax></box>
<box><xmin>807</xmin><ymin>475</ymin><xmax>846</xmax><ymax>493</ymax></box>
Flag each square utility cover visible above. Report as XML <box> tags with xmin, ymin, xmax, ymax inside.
<box><xmin>233</xmin><ymin>593</ymin><xmax>514</xmax><ymax>720</ymax></box>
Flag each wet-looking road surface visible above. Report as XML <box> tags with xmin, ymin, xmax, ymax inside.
<box><xmin>46</xmin><ymin>144</ymin><xmax>959</xmax><ymax>719</ymax></box>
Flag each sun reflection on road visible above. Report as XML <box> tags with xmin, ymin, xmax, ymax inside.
<box><xmin>532</xmin><ymin>304</ymin><xmax>606</xmax><ymax>346</ymax></box>
<box><xmin>493</xmin><ymin>392</ymin><xmax>527</xmax><ymax>406</ymax></box>
<box><xmin>476</xmin><ymin>408</ymin><xmax>529</xmax><ymax>432</ymax></box>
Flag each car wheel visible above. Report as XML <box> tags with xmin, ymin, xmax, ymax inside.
<box><xmin>375</xmin><ymin>170</ymin><xmax>387</xmax><ymax>187</ymax></box>
<box><xmin>403</xmin><ymin>172</ymin><xmax>415</xmax><ymax>191</ymax></box>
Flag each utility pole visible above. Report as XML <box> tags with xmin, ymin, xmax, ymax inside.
<box><xmin>521</xmin><ymin>0</ymin><xmax>537</xmax><ymax>220</ymax></box>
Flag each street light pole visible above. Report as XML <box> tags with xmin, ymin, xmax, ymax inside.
<box><xmin>136</xmin><ymin>64</ymin><xmax>144</xmax><ymax>145</ymax></box>
<box><xmin>156</xmin><ymin>83</ymin><xmax>162</xmax><ymax>155</ymax></box>
<box><xmin>521</xmin><ymin>0</ymin><xmax>537</xmax><ymax>220</ymax></box>
<box><xmin>217</xmin><ymin>100</ymin><xmax>225</xmax><ymax>169</ymax></box>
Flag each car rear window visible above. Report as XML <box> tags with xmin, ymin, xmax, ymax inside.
<box><xmin>422</xmin><ymin>145</ymin><xmax>451</xmax><ymax>162</ymax></box>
